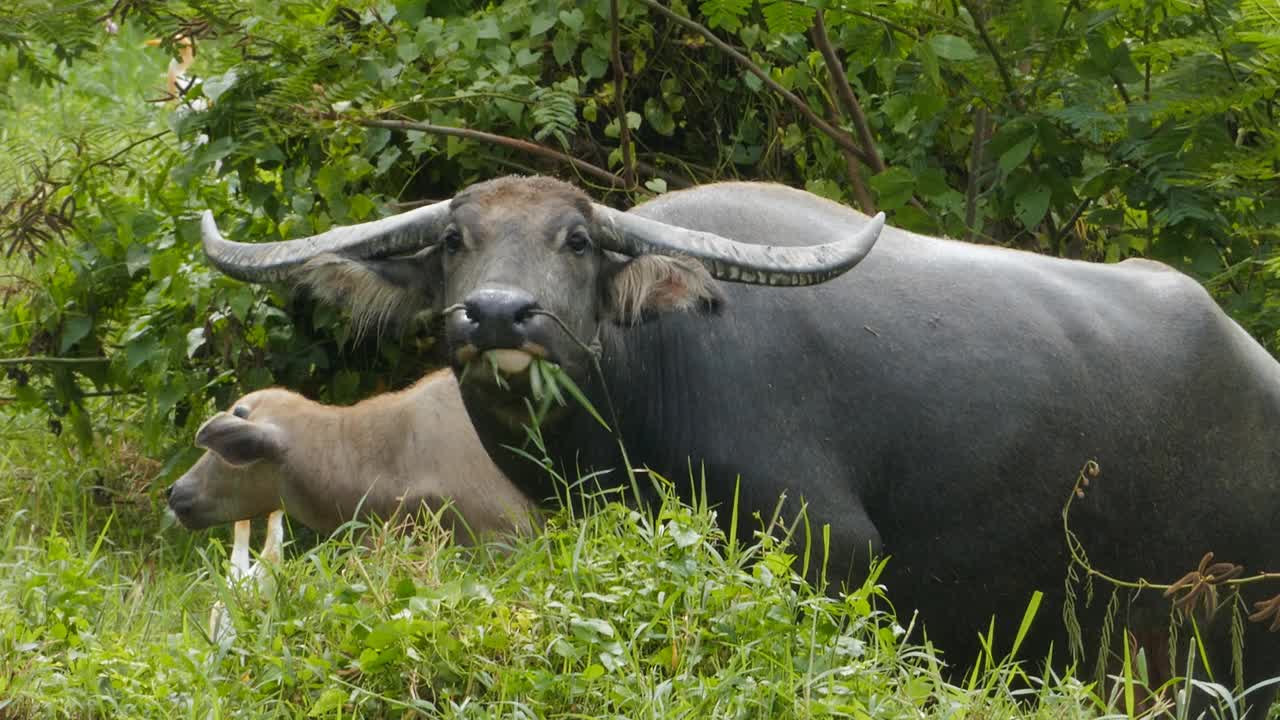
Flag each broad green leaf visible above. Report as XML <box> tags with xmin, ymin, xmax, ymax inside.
<box><xmin>59</xmin><ymin>316</ymin><xmax>92</xmax><ymax>354</ymax></box>
<box><xmin>552</xmin><ymin>30</ymin><xmax>577</xmax><ymax>65</ymax></box>
<box><xmin>928</xmin><ymin>34</ymin><xmax>977</xmax><ymax>61</ymax></box>
<box><xmin>125</xmin><ymin>244</ymin><xmax>151</xmax><ymax>278</ymax></box>
<box><xmin>530</xmin><ymin>12</ymin><xmax>556</xmax><ymax>36</ymax></box>
<box><xmin>308</xmin><ymin>688</ymin><xmax>346</xmax><ymax>716</ymax></box>
<box><xmin>869</xmin><ymin>167</ymin><xmax>916</xmax><ymax>210</ymax></box>
<box><xmin>185</xmin><ymin>327</ymin><xmax>206</xmax><ymax>359</ymax></box>
<box><xmin>582</xmin><ymin>47</ymin><xmax>608</xmax><ymax>79</ymax></box>
<box><xmin>999</xmin><ymin>136</ymin><xmax>1036</xmax><ymax>174</ymax></box>
<box><xmin>558</xmin><ymin>8</ymin><xmax>584</xmax><ymax>33</ymax></box>
<box><xmin>1014</xmin><ymin>185</ymin><xmax>1051</xmax><ymax>229</ymax></box>
<box><xmin>202</xmin><ymin>69</ymin><xmax>239</xmax><ymax>102</ymax></box>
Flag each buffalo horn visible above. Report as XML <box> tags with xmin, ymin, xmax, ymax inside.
<box><xmin>199</xmin><ymin>200</ymin><xmax>452</xmax><ymax>283</ymax></box>
<box><xmin>591</xmin><ymin>205</ymin><xmax>885</xmax><ymax>286</ymax></box>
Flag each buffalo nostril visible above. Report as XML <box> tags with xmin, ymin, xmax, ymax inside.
<box><xmin>464</xmin><ymin>288</ymin><xmax>538</xmax><ymax>326</ymax></box>
<box><xmin>461</xmin><ymin>288</ymin><xmax>540</xmax><ymax>350</ymax></box>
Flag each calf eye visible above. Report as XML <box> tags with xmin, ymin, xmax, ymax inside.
<box><xmin>232</xmin><ymin>405</ymin><xmax>251</xmax><ymax>419</ymax></box>
<box><xmin>442</xmin><ymin>228</ymin><xmax>464</xmax><ymax>255</ymax></box>
<box><xmin>566</xmin><ymin>231</ymin><xmax>590</xmax><ymax>256</ymax></box>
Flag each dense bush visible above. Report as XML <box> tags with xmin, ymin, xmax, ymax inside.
<box><xmin>2</xmin><ymin>0</ymin><xmax>1277</xmax><ymax>464</ymax></box>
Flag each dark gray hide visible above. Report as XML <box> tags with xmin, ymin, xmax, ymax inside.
<box><xmin>204</xmin><ymin>178</ymin><xmax>1279</xmax><ymax>713</ymax></box>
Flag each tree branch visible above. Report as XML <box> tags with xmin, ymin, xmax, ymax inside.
<box><xmin>815</xmin><ymin>76</ymin><xmax>876</xmax><ymax>213</ymax></box>
<box><xmin>959</xmin><ymin>0</ymin><xmax>1023</xmax><ymax>110</ymax></box>
<box><xmin>810</xmin><ymin>10</ymin><xmax>885</xmax><ymax>175</ymax></box>
<box><xmin>1110</xmin><ymin>72</ymin><xmax>1132</xmax><ymax>105</ymax></box>
<box><xmin>636</xmin><ymin>0</ymin><xmax>873</xmax><ymax>167</ymax></box>
<box><xmin>611</xmin><ymin>0</ymin><xmax>635</xmax><ymax>190</ymax></box>
<box><xmin>965</xmin><ymin>107</ymin><xmax>990</xmax><ymax>241</ymax></box>
<box><xmin>0</xmin><ymin>356</ymin><xmax>111</xmax><ymax>366</ymax></box>
<box><xmin>1028</xmin><ymin>0</ymin><xmax>1078</xmax><ymax>101</ymax></box>
<box><xmin>352</xmin><ymin>118</ymin><xmax>628</xmax><ymax>189</ymax></box>
<box><xmin>0</xmin><ymin>389</ymin><xmax>137</xmax><ymax>402</ymax></box>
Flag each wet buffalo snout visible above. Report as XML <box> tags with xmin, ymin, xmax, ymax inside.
<box><xmin>461</xmin><ymin>287</ymin><xmax>539</xmax><ymax>350</ymax></box>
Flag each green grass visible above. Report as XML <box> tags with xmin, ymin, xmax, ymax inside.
<box><xmin>0</xmin><ymin>403</ymin><xmax>1276</xmax><ymax>719</ymax></box>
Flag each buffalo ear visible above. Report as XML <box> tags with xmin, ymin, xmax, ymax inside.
<box><xmin>195</xmin><ymin>413</ymin><xmax>284</xmax><ymax>467</ymax></box>
<box><xmin>296</xmin><ymin>247</ymin><xmax>443</xmax><ymax>339</ymax></box>
<box><xmin>602</xmin><ymin>254</ymin><xmax>724</xmax><ymax>325</ymax></box>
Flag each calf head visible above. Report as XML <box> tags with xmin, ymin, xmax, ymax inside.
<box><xmin>167</xmin><ymin>393</ymin><xmax>284</xmax><ymax>530</ymax></box>
<box><xmin>199</xmin><ymin>176</ymin><xmax>883</xmax><ymax>427</ymax></box>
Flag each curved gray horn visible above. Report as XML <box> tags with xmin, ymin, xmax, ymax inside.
<box><xmin>201</xmin><ymin>200</ymin><xmax>452</xmax><ymax>283</ymax></box>
<box><xmin>592</xmin><ymin>205</ymin><xmax>885</xmax><ymax>286</ymax></box>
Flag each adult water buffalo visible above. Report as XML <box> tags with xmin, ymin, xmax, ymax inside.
<box><xmin>201</xmin><ymin>177</ymin><xmax>1279</xmax><ymax>713</ymax></box>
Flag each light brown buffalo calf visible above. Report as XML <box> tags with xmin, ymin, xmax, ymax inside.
<box><xmin>166</xmin><ymin>370</ymin><xmax>534</xmax><ymax>542</ymax></box>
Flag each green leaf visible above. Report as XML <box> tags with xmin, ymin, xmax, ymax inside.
<box><xmin>582</xmin><ymin>47</ymin><xmax>608</xmax><ymax>79</ymax></box>
<box><xmin>552</xmin><ymin>31</ymin><xmax>577</xmax><ymax>65</ymax></box>
<box><xmin>59</xmin><ymin>316</ymin><xmax>92</xmax><ymax>354</ymax></box>
<box><xmin>125</xmin><ymin>334</ymin><xmax>159</xmax><ymax>371</ymax></box>
<box><xmin>309</xmin><ymin>688</ymin><xmax>346</xmax><ymax>716</ymax></box>
<box><xmin>1014</xmin><ymin>185</ymin><xmax>1051</xmax><ymax>229</ymax></box>
<box><xmin>868</xmin><ymin>167</ymin><xmax>916</xmax><ymax>210</ymax></box>
<box><xmin>185</xmin><ymin>327</ymin><xmax>206</xmax><ymax>359</ymax></box>
<box><xmin>558</xmin><ymin>8</ymin><xmax>584</xmax><ymax>33</ymax></box>
<box><xmin>530</xmin><ymin>12</ymin><xmax>556</xmax><ymax>36</ymax></box>
<box><xmin>644</xmin><ymin>97</ymin><xmax>676</xmax><ymax>136</ymax></box>
<box><xmin>998</xmin><ymin>136</ymin><xmax>1035</xmax><ymax>174</ymax></box>
<box><xmin>761</xmin><ymin>0</ymin><xmax>815</xmax><ymax>34</ymax></box>
<box><xmin>644</xmin><ymin>178</ymin><xmax>668</xmax><ymax>193</ymax></box>
<box><xmin>570</xmin><ymin>617</ymin><xmax>615</xmax><ymax>638</ymax></box>
<box><xmin>202</xmin><ymin>69</ymin><xmax>239</xmax><ymax>102</ymax></box>
<box><xmin>928</xmin><ymin>34</ymin><xmax>978</xmax><ymax>61</ymax></box>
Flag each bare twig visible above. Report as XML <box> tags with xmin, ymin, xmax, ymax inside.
<box><xmin>351</xmin><ymin>118</ymin><xmax>628</xmax><ymax>189</ymax></box>
<box><xmin>637</xmin><ymin>0</ymin><xmax>874</xmax><ymax>166</ymax></box>
<box><xmin>72</xmin><ymin>130</ymin><xmax>169</xmax><ymax>184</ymax></box>
<box><xmin>611</xmin><ymin>0</ymin><xmax>635</xmax><ymax>190</ymax></box>
<box><xmin>1028</xmin><ymin>0</ymin><xmax>1078</xmax><ymax>100</ymax></box>
<box><xmin>815</xmin><ymin>80</ymin><xmax>875</xmax><ymax>213</ymax></box>
<box><xmin>1202</xmin><ymin>0</ymin><xmax>1240</xmax><ymax>86</ymax></box>
<box><xmin>1110</xmin><ymin>72</ymin><xmax>1133</xmax><ymax>105</ymax></box>
<box><xmin>959</xmin><ymin>0</ymin><xmax>1023</xmax><ymax>110</ymax></box>
<box><xmin>965</xmin><ymin>107</ymin><xmax>990</xmax><ymax>240</ymax></box>
<box><xmin>0</xmin><ymin>356</ymin><xmax>111</xmax><ymax>366</ymax></box>
<box><xmin>0</xmin><ymin>389</ymin><xmax>137</xmax><ymax>402</ymax></box>
<box><xmin>810</xmin><ymin>10</ymin><xmax>885</xmax><ymax>175</ymax></box>
<box><xmin>826</xmin><ymin>6</ymin><xmax>920</xmax><ymax>39</ymax></box>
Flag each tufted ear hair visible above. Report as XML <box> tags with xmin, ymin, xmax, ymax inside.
<box><xmin>602</xmin><ymin>253</ymin><xmax>724</xmax><ymax>325</ymax></box>
<box><xmin>195</xmin><ymin>413</ymin><xmax>284</xmax><ymax>467</ymax></box>
<box><xmin>295</xmin><ymin>247</ymin><xmax>443</xmax><ymax>341</ymax></box>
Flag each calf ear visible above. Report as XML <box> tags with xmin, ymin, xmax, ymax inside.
<box><xmin>296</xmin><ymin>247</ymin><xmax>443</xmax><ymax>339</ymax></box>
<box><xmin>603</xmin><ymin>254</ymin><xmax>724</xmax><ymax>325</ymax></box>
<box><xmin>194</xmin><ymin>413</ymin><xmax>284</xmax><ymax>467</ymax></box>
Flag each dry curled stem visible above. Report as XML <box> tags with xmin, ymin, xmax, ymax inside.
<box><xmin>1164</xmin><ymin>551</ymin><xmax>1244</xmax><ymax>616</ymax></box>
<box><xmin>1248</xmin><ymin>594</ymin><xmax>1280</xmax><ymax>632</ymax></box>
<box><xmin>1062</xmin><ymin>461</ymin><xmax>1279</xmax><ymax>626</ymax></box>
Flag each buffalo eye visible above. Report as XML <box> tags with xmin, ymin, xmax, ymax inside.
<box><xmin>566</xmin><ymin>230</ymin><xmax>590</xmax><ymax>256</ymax></box>
<box><xmin>232</xmin><ymin>405</ymin><xmax>251</xmax><ymax>419</ymax></box>
<box><xmin>442</xmin><ymin>228</ymin><xmax>464</xmax><ymax>255</ymax></box>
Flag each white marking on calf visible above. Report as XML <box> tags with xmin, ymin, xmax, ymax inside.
<box><xmin>208</xmin><ymin>510</ymin><xmax>283</xmax><ymax>644</ymax></box>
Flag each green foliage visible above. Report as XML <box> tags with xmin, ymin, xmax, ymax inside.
<box><xmin>0</xmin><ymin>410</ymin><xmax>1207</xmax><ymax>718</ymax></box>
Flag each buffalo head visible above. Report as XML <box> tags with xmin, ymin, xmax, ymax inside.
<box><xmin>200</xmin><ymin>176</ymin><xmax>883</xmax><ymax>415</ymax></box>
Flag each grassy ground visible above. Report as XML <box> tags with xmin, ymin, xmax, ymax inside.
<box><xmin>0</xmin><ymin>401</ymin><xmax>1276</xmax><ymax>718</ymax></box>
